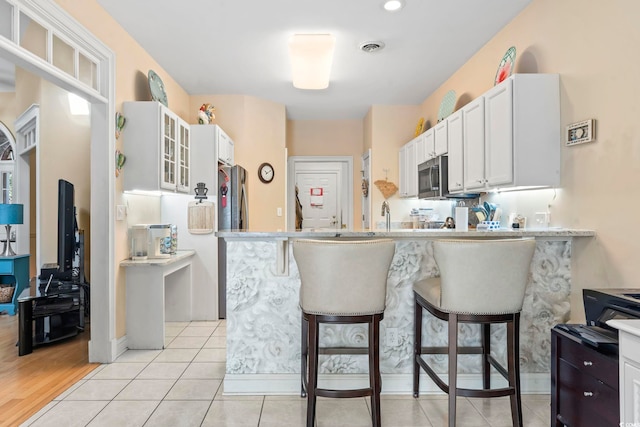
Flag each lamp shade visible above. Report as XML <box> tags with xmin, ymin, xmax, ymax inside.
<box><xmin>0</xmin><ymin>204</ymin><xmax>24</xmax><ymax>225</ymax></box>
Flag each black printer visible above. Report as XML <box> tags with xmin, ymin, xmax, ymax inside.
<box><xmin>554</xmin><ymin>288</ymin><xmax>640</xmax><ymax>352</ymax></box>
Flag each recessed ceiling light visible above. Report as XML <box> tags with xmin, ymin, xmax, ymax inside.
<box><xmin>383</xmin><ymin>0</ymin><xmax>405</xmax><ymax>12</ymax></box>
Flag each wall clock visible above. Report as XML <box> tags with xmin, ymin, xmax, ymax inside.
<box><xmin>258</xmin><ymin>162</ymin><xmax>274</xmax><ymax>183</ymax></box>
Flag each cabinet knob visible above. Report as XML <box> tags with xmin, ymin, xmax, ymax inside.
<box><xmin>583</xmin><ymin>391</ymin><xmax>593</xmax><ymax>397</ymax></box>
<box><xmin>583</xmin><ymin>361</ymin><xmax>593</xmax><ymax>366</ymax></box>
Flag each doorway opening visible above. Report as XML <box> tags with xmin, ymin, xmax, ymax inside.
<box><xmin>287</xmin><ymin>156</ymin><xmax>353</xmax><ymax>231</ymax></box>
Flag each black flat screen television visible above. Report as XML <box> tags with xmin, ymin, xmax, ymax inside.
<box><xmin>57</xmin><ymin>179</ymin><xmax>76</xmax><ymax>281</ymax></box>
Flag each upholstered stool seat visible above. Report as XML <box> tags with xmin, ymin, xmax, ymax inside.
<box><xmin>293</xmin><ymin>239</ymin><xmax>395</xmax><ymax>427</ymax></box>
<box><xmin>413</xmin><ymin>238</ymin><xmax>535</xmax><ymax>427</ymax></box>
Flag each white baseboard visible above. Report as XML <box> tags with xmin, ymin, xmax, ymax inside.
<box><xmin>114</xmin><ymin>335</ymin><xmax>128</xmax><ymax>360</ymax></box>
<box><xmin>223</xmin><ymin>372</ymin><xmax>550</xmax><ymax>395</ymax></box>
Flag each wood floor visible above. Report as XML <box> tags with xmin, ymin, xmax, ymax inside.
<box><xmin>0</xmin><ymin>313</ymin><xmax>98</xmax><ymax>426</ymax></box>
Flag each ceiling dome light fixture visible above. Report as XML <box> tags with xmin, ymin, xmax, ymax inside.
<box><xmin>288</xmin><ymin>34</ymin><xmax>336</xmax><ymax>90</ymax></box>
<box><xmin>359</xmin><ymin>41</ymin><xmax>385</xmax><ymax>53</ymax></box>
<box><xmin>383</xmin><ymin>0</ymin><xmax>405</xmax><ymax>12</ymax></box>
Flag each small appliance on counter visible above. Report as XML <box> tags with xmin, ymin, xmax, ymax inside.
<box><xmin>129</xmin><ymin>224</ymin><xmax>176</xmax><ymax>260</ymax></box>
<box><xmin>149</xmin><ymin>224</ymin><xmax>172</xmax><ymax>258</ymax></box>
<box><xmin>130</xmin><ymin>225</ymin><xmax>149</xmax><ymax>260</ymax></box>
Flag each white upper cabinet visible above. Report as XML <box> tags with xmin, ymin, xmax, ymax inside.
<box><xmin>457</xmin><ymin>74</ymin><xmax>560</xmax><ymax>193</ymax></box>
<box><xmin>398</xmin><ymin>138</ymin><xmax>418</xmax><ymax>198</ymax></box>
<box><xmin>123</xmin><ymin>101</ymin><xmax>191</xmax><ymax>193</ymax></box>
<box><xmin>422</xmin><ymin>128</ymin><xmax>435</xmax><ymax>161</ymax></box>
<box><xmin>190</xmin><ymin>125</ymin><xmax>220</xmax><ymax>196</ymax></box>
<box><xmin>177</xmin><ymin>119</ymin><xmax>190</xmax><ymax>192</ymax></box>
<box><xmin>415</xmin><ymin>133</ymin><xmax>425</xmax><ymax>166</ymax></box>
<box><xmin>398</xmin><ymin>144</ymin><xmax>407</xmax><ymax>197</ymax></box>
<box><xmin>484</xmin><ymin>78</ymin><xmax>514</xmax><ymax>187</ymax></box>
<box><xmin>462</xmin><ymin>97</ymin><xmax>486</xmax><ymax>191</ymax></box>
<box><xmin>433</xmin><ymin>120</ymin><xmax>448</xmax><ymax>158</ymax></box>
<box><xmin>217</xmin><ymin>126</ymin><xmax>234</xmax><ymax>166</ymax></box>
<box><xmin>447</xmin><ymin>110</ymin><xmax>464</xmax><ymax>192</ymax></box>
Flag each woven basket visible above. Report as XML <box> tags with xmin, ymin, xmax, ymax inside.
<box><xmin>0</xmin><ymin>286</ymin><xmax>14</xmax><ymax>303</ymax></box>
<box><xmin>374</xmin><ymin>180</ymin><xmax>398</xmax><ymax>199</ymax></box>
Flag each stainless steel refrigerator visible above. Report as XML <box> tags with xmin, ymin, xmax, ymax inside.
<box><xmin>218</xmin><ymin>165</ymin><xmax>248</xmax><ymax>318</ymax></box>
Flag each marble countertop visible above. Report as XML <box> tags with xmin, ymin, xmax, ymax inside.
<box><xmin>120</xmin><ymin>250</ymin><xmax>195</xmax><ymax>267</ymax></box>
<box><xmin>217</xmin><ymin>228</ymin><xmax>595</xmax><ymax>239</ymax></box>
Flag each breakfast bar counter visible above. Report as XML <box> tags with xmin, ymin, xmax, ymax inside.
<box><xmin>218</xmin><ymin>229</ymin><xmax>594</xmax><ymax>395</ymax></box>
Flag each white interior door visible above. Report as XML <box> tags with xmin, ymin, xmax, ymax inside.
<box><xmin>296</xmin><ymin>172</ymin><xmax>340</xmax><ymax>230</ymax></box>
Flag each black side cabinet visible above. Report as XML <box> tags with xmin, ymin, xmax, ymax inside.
<box><xmin>551</xmin><ymin>327</ymin><xmax>619</xmax><ymax>426</ymax></box>
<box><xmin>18</xmin><ymin>283</ymin><xmax>84</xmax><ymax>356</ymax></box>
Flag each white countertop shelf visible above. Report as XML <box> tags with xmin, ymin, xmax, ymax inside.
<box><xmin>120</xmin><ymin>250</ymin><xmax>195</xmax><ymax>267</ymax></box>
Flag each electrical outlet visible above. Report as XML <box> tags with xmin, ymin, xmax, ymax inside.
<box><xmin>534</xmin><ymin>212</ymin><xmax>549</xmax><ymax>227</ymax></box>
<box><xmin>386</xmin><ymin>328</ymin><xmax>398</xmax><ymax>347</ymax></box>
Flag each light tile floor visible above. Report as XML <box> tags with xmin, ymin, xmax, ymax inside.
<box><xmin>21</xmin><ymin>320</ymin><xmax>551</xmax><ymax>426</ymax></box>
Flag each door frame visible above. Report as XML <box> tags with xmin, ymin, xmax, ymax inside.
<box><xmin>361</xmin><ymin>149</ymin><xmax>371</xmax><ymax>230</ymax></box>
<box><xmin>1</xmin><ymin>0</ymin><xmax>116</xmax><ymax>362</ymax></box>
<box><xmin>287</xmin><ymin>156</ymin><xmax>353</xmax><ymax>231</ymax></box>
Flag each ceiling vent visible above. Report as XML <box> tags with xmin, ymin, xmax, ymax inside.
<box><xmin>359</xmin><ymin>41</ymin><xmax>385</xmax><ymax>53</ymax></box>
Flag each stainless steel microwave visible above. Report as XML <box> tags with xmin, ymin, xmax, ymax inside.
<box><xmin>418</xmin><ymin>155</ymin><xmax>449</xmax><ymax>199</ymax></box>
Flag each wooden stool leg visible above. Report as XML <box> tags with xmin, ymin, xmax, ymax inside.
<box><xmin>307</xmin><ymin>315</ymin><xmax>319</xmax><ymax>427</ymax></box>
<box><xmin>369</xmin><ymin>316</ymin><xmax>382</xmax><ymax>427</ymax></box>
<box><xmin>482</xmin><ymin>322</ymin><xmax>491</xmax><ymax>389</ymax></box>
<box><xmin>301</xmin><ymin>315</ymin><xmax>309</xmax><ymax>397</ymax></box>
<box><xmin>507</xmin><ymin>315</ymin><xmax>523</xmax><ymax>427</ymax></box>
<box><xmin>413</xmin><ymin>296</ymin><xmax>423</xmax><ymax>398</ymax></box>
<box><xmin>448</xmin><ymin>314</ymin><xmax>458</xmax><ymax>427</ymax></box>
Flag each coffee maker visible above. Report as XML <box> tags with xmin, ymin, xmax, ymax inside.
<box><xmin>129</xmin><ymin>224</ymin><xmax>174</xmax><ymax>260</ymax></box>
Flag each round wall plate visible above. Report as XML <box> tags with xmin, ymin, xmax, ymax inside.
<box><xmin>494</xmin><ymin>46</ymin><xmax>516</xmax><ymax>86</ymax></box>
<box><xmin>148</xmin><ymin>70</ymin><xmax>168</xmax><ymax>107</ymax></box>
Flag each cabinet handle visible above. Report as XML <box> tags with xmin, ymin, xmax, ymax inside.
<box><xmin>476</xmin><ymin>180</ymin><xmax>484</xmax><ymax>183</ymax></box>
<box><xmin>583</xmin><ymin>391</ymin><xmax>593</xmax><ymax>397</ymax></box>
<box><xmin>583</xmin><ymin>361</ymin><xmax>593</xmax><ymax>366</ymax></box>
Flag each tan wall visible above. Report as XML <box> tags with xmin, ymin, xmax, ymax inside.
<box><xmin>368</xmin><ymin>105</ymin><xmax>420</xmax><ymax>227</ymax></box>
<box><xmin>417</xmin><ymin>0</ymin><xmax>640</xmax><ymax>320</ymax></box>
<box><xmin>55</xmin><ymin>0</ymin><xmax>192</xmax><ymax>338</ymax></box>
<box><xmin>13</xmin><ymin>68</ymin><xmax>91</xmax><ymax>280</ymax></box>
<box><xmin>37</xmin><ymin>80</ymin><xmax>91</xmax><ymax>273</ymax></box>
<box><xmin>0</xmin><ymin>93</ymin><xmax>16</xmax><ymax>132</ymax></box>
<box><xmin>189</xmin><ymin>95</ymin><xmax>287</xmax><ymax>231</ymax></box>
<box><xmin>287</xmin><ymin>120</ymin><xmax>363</xmax><ymax>229</ymax></box>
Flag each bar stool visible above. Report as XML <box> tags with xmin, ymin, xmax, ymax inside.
<box><xmin>413</xmin><ymin>238</ymin><xmax>535</xmax><ymax>427</ymax></box>
<box><xmin>293</xmin><ymin>239</ymin><xmax>395</xmax><ymax>427</ymax></box>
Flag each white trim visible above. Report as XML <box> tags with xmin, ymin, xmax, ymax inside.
<box><xmin>223</xmin><ymin>372</ymin><xmax>551</xmax><ymax>395</ymax></box>
<box><xmin>2</xmin><ymin>0</ymin><xmax>117</xmax><ymax>363</ymax></box>
<box><xmin>361</xmin><ymin>149</ymin><xmax>371</xmax><ymax>229</ymax></box>
<box><xmin>14</xmin><ymin>104</ymin><xmax>37</xmax><ymax>265</ymax></box>
<box><xmin>115</xmin><ymin>334</ymin><xmax>128</xmax><ymax>360</ymax></box>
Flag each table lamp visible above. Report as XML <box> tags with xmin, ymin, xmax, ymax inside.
<box><xmin>0</xmin><ymin>204</ymin><xmax>23</xmax><ymax>256</ymax></box>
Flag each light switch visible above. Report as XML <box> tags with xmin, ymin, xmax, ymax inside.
<box><xmin>116</xmin><ymin>205</ymin><xmax>127</xmax><ymax>221</ymax></box>
<box><xmin>277</xmin><ymin>207</ymin><xmax>282</xmax><ymax>217</ymax></box>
